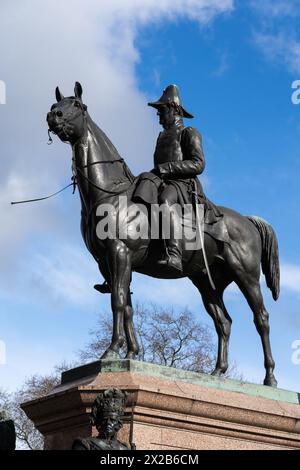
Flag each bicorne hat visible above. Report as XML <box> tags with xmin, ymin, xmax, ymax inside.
<box><xmin>148</xmin><ymin>84</ymin><xmax>194</xmax><ymax>119</ymax></box>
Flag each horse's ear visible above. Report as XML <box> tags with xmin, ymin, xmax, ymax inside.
<box><xmin>55</xmin><ymin>86</ymin><xmax>64</xmax><ymax>102</ymax></box>
<box><xmin>74</xmin><ymin>82</ymin><xmax>83</xmax><ymax>100</ymax></box>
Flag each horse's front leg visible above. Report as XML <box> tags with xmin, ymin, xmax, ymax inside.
<box><xmin>101</xmin><ymin>240</ymin><xmax>131</xmax><ymax>360</ymax></box>
<box><xmin>124</xmin><ymin>289</ymin><xmax>139</xmax><ymax>359</ymax></box>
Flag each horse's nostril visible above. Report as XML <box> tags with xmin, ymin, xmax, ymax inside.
<box><xmin>56</xmin><ymin>110</ymin><xmax>63</xmax><ymax>117</ymax></box>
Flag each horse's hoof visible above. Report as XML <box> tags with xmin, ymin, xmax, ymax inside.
<box><xmin>211</xmin><ymin>367</ymin><xmax>225</xmax><ymax>377</ymax></box>
<box><xmin>125</xmin><ymin>351</ymin><xmax>138</xmax><ymax>360</ymax></box>
<box><xmin>94</xmin><ymin>282</ymin><xmax>111</xmax><ymax>294</ymax></box>
<box><xmin>263</xmin><ymin>375</ymin><xmax>278</xmax><ymax>387</ymax></box>
<box><xmin>100</xmin><ymin>349</ymin><xmax>120</xmax><ymax>360</ymax></box>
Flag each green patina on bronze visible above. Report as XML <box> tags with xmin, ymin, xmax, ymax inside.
<box><xmin>61</xmin><ymin>358</ymin><xmax>300</xmax><ymax>405</ymax></box>
<box><xmin>99</xmin><ymin>359</ymin><xmax>300</xmax><ymax>405</ymax></box>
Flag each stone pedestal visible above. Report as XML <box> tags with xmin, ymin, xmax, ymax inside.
<box><xmin>21</xmin><ymin>360</ymin><xmax>300</xmax><ymax>450</ymax></box>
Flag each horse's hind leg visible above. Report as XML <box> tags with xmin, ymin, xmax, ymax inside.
<box><xmin>124</xmin><ymin>290</ymin><xmax>139</xmax><ymax>359</ymax></box>
<box><xmin>191</xmin><ymin>276</ymin><xmax>232</xmax><ymax>376</ymax></box>
<box><xmin>101</xmin><ymin>240</ymin><xmax>131</xmax><ymax>360</ymax></box>
<box><xmin>236</xmin><ymin>277</ymin><xmax>277</xmax><ymax>387</ymax></box>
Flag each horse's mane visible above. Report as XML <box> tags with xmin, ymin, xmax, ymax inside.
<box><xmin>86</xmin><ymin>114</ymin><xmax>135</xmax><ymax>183</ymax></box>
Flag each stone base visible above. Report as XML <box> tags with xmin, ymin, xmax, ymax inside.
<box><xmin>21</xmin><ymin>360</ymin><xmax>300</xmax><ymax>450</ymax></box>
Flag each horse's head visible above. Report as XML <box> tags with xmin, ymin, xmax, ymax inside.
<box><xmin>47</xmin><ymin>82</ymin><xmax>87</xmax><ymax>144</ymax></box>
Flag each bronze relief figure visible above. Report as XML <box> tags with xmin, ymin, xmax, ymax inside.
<box><xmin>72</xmin><ymin>389</ymin><xmax>130</xmax><ymax>451</ymax></box>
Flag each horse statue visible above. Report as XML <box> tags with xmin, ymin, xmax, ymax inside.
<box><xmin>47</xmin><ymin>82</ymin><xmax>280</xmax><ymax>387</ymax></box>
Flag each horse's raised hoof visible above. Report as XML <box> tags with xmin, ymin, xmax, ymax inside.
<box><xmin>263</xmin><ymin>375</ymin><xmax>278</xmax><ymax>387</ymax></box>
<box><xmin>100</xmin><ymin>349</ymin><xmax>120</xmax><ymax>360</ymax></box>
<box><xmin>94</xmin><ymin>282</ymin><xmax>111</xmax><ymax>294</ymax></box>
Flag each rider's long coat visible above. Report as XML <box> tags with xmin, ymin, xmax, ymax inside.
<box><xmin>153</xmin><ymin>123</ymin><xmax>205</xmax><ymax>206</ymax></box>
<box><xmin>134</xmin><ymin>123</ymin><xmax>224</xmax><ymax>231</ymax></box>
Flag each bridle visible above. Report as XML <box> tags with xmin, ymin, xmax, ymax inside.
<box><xmin>11</xmin><ymin>102</ymin><xmax>134</xmax><ymax>205</ymax></box>
<box><xmin>47</xmin><ymin>100</ymin><xmax>88</xmax><ymax>145</ymax></box>
<box><xmin>51</xmin><ymin>100</ymin><xmax>134</xmax><ymax>195</ymax></box>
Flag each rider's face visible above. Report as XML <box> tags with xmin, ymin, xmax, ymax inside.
<box><xmin>157</xmin><ymin>105</ymin><xmax>176</xmax><ymax>128</ymax></box>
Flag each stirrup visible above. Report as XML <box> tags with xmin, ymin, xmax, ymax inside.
<box><xmin>157</xmin><ymin>255</ymin><xmax>183</xmax><ymax>273</ymax></box>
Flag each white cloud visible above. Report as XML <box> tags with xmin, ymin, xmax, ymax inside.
<box><xmin>212</xmin><ymin>51</ymin><xmax>230</xmax><ymax>77</ymax></box>
<box><xmin>133</xmin><ymin>274</ymin><xmax>200</xmax><ymax>310</ymax></box>
<box><xmin>28</xmin><ymin>245</ymin><xmax>100</xmax><ymax>306</ymax></box>
<box><xmin>20</xmin><ymin>244</ymin><xmax>241</xmax><ymax>314</ymax></box>
<box><xmin>0</xmin><ymin>172</ymin><xmax>69</xmax><ymax>289</ymax></box>
<box><xmin>254</xmin><ymin>31</ymin><xmax>300</xmax><ymax>74</ymax></box>
<box><xmin>281</xmin><ymin>263</ymin><xmax>300</xmax><ymax>294</ymax></box>
<box><xmin>250</xmin><ymin>0</ymin><xmax>300</xmax><ymax>18</ymax></box>
<box><xmin>250</xmin><ymin>0</ymin><xmax>300</xmax><ymax>75</ymax></box>
<box><xmin>0</xmin><ymin>0</ymin><xmax>233</xmax><ymax>290</ymax></box>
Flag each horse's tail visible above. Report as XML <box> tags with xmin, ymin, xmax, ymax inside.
<box><xmin>247</xmin><ymin>216</ymin><xmax>280</xmax><ymax>301</ymax></box>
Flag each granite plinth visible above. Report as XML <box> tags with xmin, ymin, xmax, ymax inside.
<box><xmin>21</xmin><ymin>360</ymin><xmax>300</xmax><ymax>450</ymax></box>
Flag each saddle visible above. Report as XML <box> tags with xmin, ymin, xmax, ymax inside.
<box><xmin>132</xmin><ymin>172</ymin><xmax>230</xmax><ymax>245</ymax></box>
<box><xmin>94</xmin><ymin>172</ymin><xmax>230</xmax><ymax>295</ymax></box>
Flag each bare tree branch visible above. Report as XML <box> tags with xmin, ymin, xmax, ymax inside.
<box><xmin>1</xmin><ymin>303</ymin><xmax>242</xmax><ymax>450</ymax></box>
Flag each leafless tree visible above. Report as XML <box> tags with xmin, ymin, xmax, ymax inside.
<box><xmin>1</xmin><ymin>304</ymin><xmax>242</xmax><ymax>449</ymax></box>
<box><xmin>79</xmin><ymin>303</ymin><xmax>243</xmax><ymax>378</ymax></box>
<box><xmin>81</xmin><ymin>303</ymin><xmax>216</xmax><ymax>373</ymax></box>
<box><xmin>0</xmin><ymin>363</ymin><xmax>74</xmax><ymax>450</ymax></box>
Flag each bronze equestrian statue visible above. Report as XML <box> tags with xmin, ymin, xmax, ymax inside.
<box><xmin>47</xmin><ymin>82</ymin><xmax>280</xmax><ymax>387</ymax></box>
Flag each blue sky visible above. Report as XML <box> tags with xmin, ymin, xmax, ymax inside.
<box><xmin>0</xmin><ymin>0</ymin><xmax>300</xmax><ymax>392</ymax></box>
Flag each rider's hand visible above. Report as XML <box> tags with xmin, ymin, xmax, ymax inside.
<box><xmin>157</xmin><ymin>163</ymin><xmax>170</xmax><ymax>178</ymax></box>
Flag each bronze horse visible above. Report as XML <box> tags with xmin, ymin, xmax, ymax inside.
<box><xmin>47</xmin><ymin>83</ymin><xmax>280</xmax><ymax>387</ymax></box>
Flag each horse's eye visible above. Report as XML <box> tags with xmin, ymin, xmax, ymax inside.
<box><xmin>74</xmin><ymin>101</ymin><xmax>80</xmax><ymax>107</ymax></box>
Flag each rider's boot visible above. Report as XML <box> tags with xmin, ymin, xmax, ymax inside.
<box><xmin>157</xmin><ymin>205</ymin><xmax>183</xmax><ymax>273</ymax></box>
<box><xmin>157</xmin><ymin>238</ymin><xmax>183</xmax><ymax>273</ymax></box>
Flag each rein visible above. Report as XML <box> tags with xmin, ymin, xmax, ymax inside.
<box><xmin>75</xmin><ymin>159</ymin><xmax>132</xmax><ymax>196</ymax></box>
<box><xmin>11</xmin><ymin>182</ymin><xmax>75</xmax><ymax>205</ymax></box>
<box><xmin>10</xmin><ymin>159</ymin><xmax>132</xmax><ymax>205</ymax></box>
<box><xmin>11</xmin><ymin>104</ymin><xmax>134</xmax><ymax>205</ymax></box>
<box><xmin>79</xmin><ymin>159</ymin><xmax>124</xmax><ymax>168</ymax></box>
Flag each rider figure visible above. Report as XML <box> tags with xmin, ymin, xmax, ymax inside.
<box><xmin>148</xmin><ymin>84</ymin><xmax>205</xmax><ymax>273</ymax></box>
<box><xmin>95</xmin><ymin>84</ymin><xmax>207</xmax><ymax>293</ymax></box>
